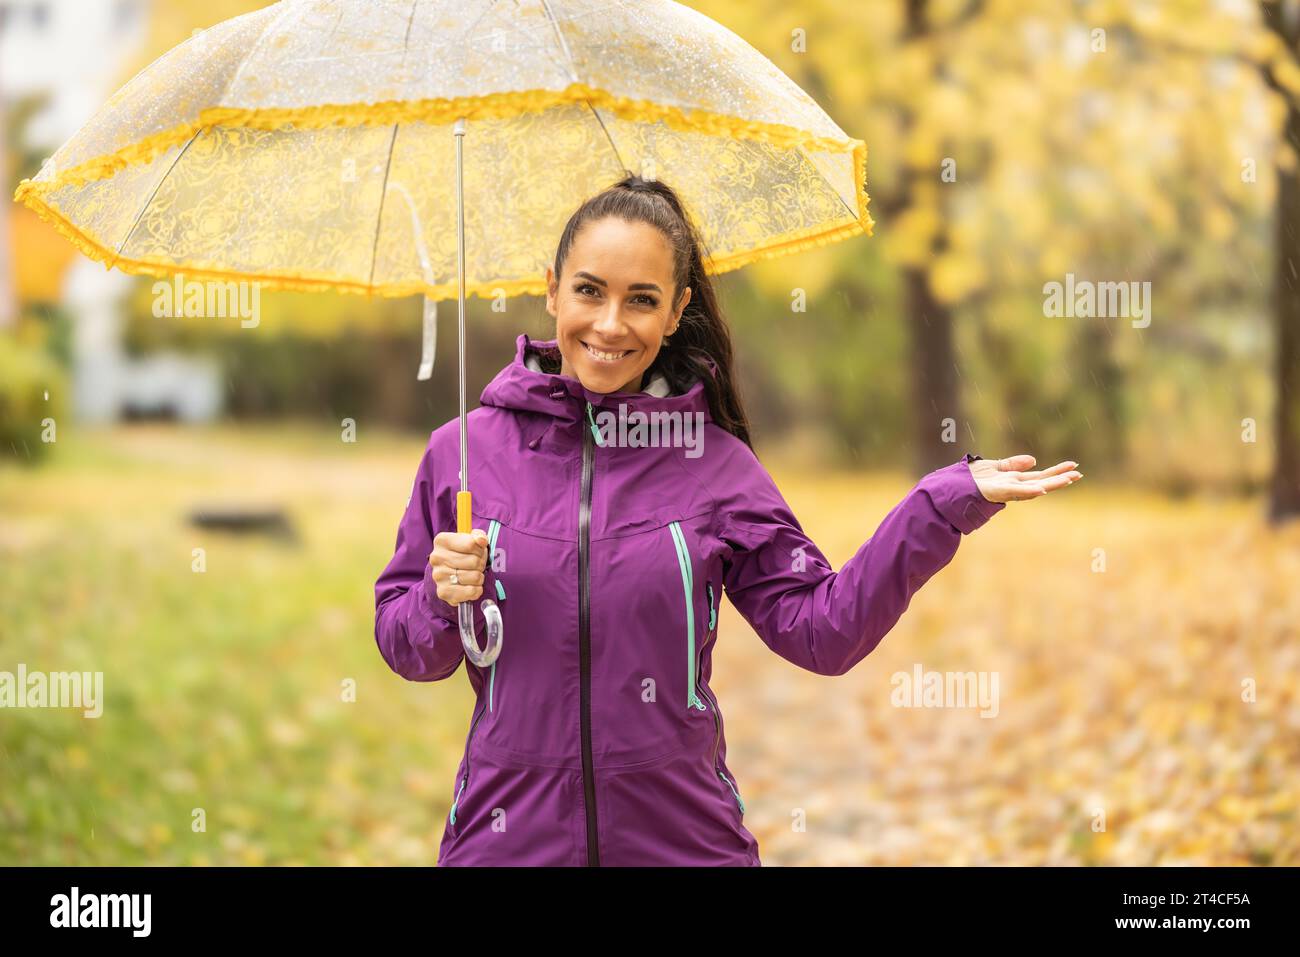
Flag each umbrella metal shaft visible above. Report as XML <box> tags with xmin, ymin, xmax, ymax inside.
<box><xmin>450</xmin><ymin>115</ymin><xmax>501</xmax><ymax>670</ymax></box>
<box><xmin>454</xmin><ymin>117</ymin><xmax>468</xmax><ymax>498</ymax></box>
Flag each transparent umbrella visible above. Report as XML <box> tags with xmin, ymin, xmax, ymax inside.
<box><xmin>14</xmin><ymin>0</ymin><xmax>875</xmax><ymax>667</ymax></box>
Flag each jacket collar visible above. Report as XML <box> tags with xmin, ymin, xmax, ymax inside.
<box><xmin>479</xmin><ymin>333</ymin><xmax>714</xmax><ymax>424</ymax></box>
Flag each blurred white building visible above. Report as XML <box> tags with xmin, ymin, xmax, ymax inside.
<box><xmin>2</xmin><ymin>0</ymin><xmax>222</xmax><ymax>423</ymax></box>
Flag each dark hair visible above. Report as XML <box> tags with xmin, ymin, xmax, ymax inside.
<box><xmin>545</xmin><ymin>173</ymin><xmax>752</xmax><ymax>448</ymax></box>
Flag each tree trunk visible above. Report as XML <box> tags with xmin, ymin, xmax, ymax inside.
<box><xmin>899</xmin><ymin>0</ymin><xmax>964</xmax><ymax>476</ymax></box>
<box><xmin>906</xmin><ymin>266</ymin><xmax>961</xmax><ymax>474</ymax></box>
<box><xmin>1271</xmin><ymin>100</ymin><xmax>1300</xmax><ymax>521</ymax></box>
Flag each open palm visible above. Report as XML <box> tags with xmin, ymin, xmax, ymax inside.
<box><xmin>969</xmin><ymin>455</ymin><xmax>1082</xmax><ymax>503</ymax></box>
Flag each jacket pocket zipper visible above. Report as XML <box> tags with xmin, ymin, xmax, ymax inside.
<box><xmin>449</xmin><ymin>699</ymin><xmax>487</xmax><ymax>829</ymax></box>
<box><xmin>668</xmin><ymin>520</ymin><xmax>707</xmax><ymax>712</ymax></box>
<box><xmin>694</xmin><ymin>648</ymin><xmax>745</xmax><ymax>817</ymax></box>
<box><xmin>486</xmin><ymin>519</ymin><xmax>506</xmax><ymax>713</ymax></box>
<box><xmin>718</xmin><ymin>767</ymin><xmax>746</xmax><ymax>815</ymax></box>
<box><xmin>668</xmin><ymin>527</ymin><xmax>745</xmax><ymax>818</ymax></box>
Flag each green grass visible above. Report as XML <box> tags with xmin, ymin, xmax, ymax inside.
<box><xmin>1</xmin><ymin>423</ymin><xmax>472</xmax><ymax>865</ymax></box>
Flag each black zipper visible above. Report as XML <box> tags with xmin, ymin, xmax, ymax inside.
<box><xmin>578</xmin><ymin>405</ymin><xmax>599</xmax><ymax>866</ymax></box>
<box><xmin>693</xmin><ymin>588</ymin><xmax>743</xmax><ymax>815</ymax></box>
<box><xmin>697</xmin><ymin>676</ymin><xmax>744</xmax><ymax>815</ymax></box>
<box><xmin>694</xmin><ymin>597</ymin><xmax>722</xmax><ymax>768</ymax></box>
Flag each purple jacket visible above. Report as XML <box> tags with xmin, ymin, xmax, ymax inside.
<box><xmin>374</xmin><ymin>333</ymin><xmax>1004</xmax><ymax>866</ymax></box>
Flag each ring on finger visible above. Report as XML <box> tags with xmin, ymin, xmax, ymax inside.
<box><xmin>449</xmin><ymin>571</ymin><xmax>459</xmax><ymax>585</ymax></box>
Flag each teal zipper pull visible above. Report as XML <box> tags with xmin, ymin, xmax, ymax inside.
<box><xmin>707</xmin><ymin>583</ymin><xmax>716</xmax><ymax>631</ymax></box>
<box><xmin>449</xmin><ymin>776</ymin><xmax>467</xmax><ymax>825</ymax></box>
<box><xmin>719</xmin><ymin>771</ymin><xmax>746</xmax><ymax>814</ymax></box>
<box><xmin>487</xmin><ymin>520</ymin><xmax>506</xmax><ymax>601</ymax></box>
<box><xmin>485</xmin><ymin>519</ymin><xmax>506</xmax><ymax>713</ymax></box>
<box><xmin>586</xmin><ymin>401</ymin><xmax>607</xmax><ymax>446</ymax></box>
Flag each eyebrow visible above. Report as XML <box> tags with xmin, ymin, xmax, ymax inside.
<box><xmin>573</xmin><ymin>271</ymin><xmax>662</xmax><ymax>293</ymax></box>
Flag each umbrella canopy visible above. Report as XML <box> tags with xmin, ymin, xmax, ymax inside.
<box><xmin>13</xmin><ymin>0</ymin><xmax>872</xmax><ymax>301</ymax></box>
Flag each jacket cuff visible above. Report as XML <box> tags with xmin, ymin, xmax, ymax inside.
<box><xmin>920</xmin><ymin>453</ymin><xmax>1005</xmax><ymax>534</ymax></box>
<box><xmin>418</xmin><ymin>560</ymin><xmax>460</xmax><ymax>626</ymax></box>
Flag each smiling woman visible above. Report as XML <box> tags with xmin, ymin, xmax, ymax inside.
<box><xmin>540</xmin><ymin>176</ymin><xmax>751</xmax><ymax>445</ymax></box>
<box><xmin>548</xmin><ymin>218</ymin><xmax>689</xmax><ymax>394</ymax></box>
<box><xmin>373</xmin><ymin>173</ymin><xmax>1082</xmax><ymax>867</ymax></box>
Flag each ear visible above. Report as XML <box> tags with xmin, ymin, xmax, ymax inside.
<box><xmin>544</xmin><ymin>267</ymin><xmax>557</xmax><ymax>318</ymax></box>
<box><xmin>670</xmin><ymin>285</ymin><xmax>692</xmax><ymax>332</ymax></box>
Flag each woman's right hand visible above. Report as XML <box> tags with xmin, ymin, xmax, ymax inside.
<box><xmin>429</xmin><ymin>528</ymin><xmax>489</xmax><ymax>606</ymax></box>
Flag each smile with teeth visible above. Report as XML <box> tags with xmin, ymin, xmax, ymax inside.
<box><xmin>581</xmin><ymin>341</ymin><xmax>633</xmax><ymax>362</ymax></box>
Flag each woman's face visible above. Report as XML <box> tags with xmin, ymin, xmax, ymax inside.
<box><xmin>546</xmin><ymin>216</ymin><xmax>692</xmax><ymax>395</ymax></box>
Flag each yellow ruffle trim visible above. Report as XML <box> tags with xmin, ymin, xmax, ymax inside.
<box><xmin>13</xmin><ymin>82</ymin><xmax>873</xmax><ymax>301</ymax></box>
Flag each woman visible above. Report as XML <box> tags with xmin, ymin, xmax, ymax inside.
<box><xmin>374</xmin><ymin>174</ymin><xmax>1081</xmax><ymax>867</ymax></box>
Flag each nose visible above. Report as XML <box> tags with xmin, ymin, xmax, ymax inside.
<box><xmin>591</xmin><ymin>301</ymin><xmax>629</xmax><ymax>341</ymax></box>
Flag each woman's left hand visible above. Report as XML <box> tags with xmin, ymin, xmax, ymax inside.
<box><xmin>969</xmin><ymin>454</ymin><xmax>1081</xmax><ymax>503</ymax></box>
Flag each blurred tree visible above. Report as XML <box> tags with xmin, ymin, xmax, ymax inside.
<box><xmin>894</xmin><ymin>0</ymin><xmax>970</xmax><ymax>474</ymax></box>
<box><xmin>1107</xmin><ymin>0</ymin><xmax>1298</xmax><ymax>514</ymax></box>
<box><xmin>706</xmin><ymin>0</ymin><xmax>1277</xmax><ymax>491</ymax></box>
<box><xmin>1257</xmin><ymin>0</ymin><xmax>1300</xmax><ymax>520</ymax></box>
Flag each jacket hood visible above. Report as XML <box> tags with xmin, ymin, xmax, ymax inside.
<box><xmin>479</xmin><ymin>334</ymin><xmax>715</xmax><ymax>428</ymax></box>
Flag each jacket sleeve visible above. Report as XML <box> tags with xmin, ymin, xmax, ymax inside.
<box><xmin>374</xmin><ymin>432</ymin><xmax>467</xmax><ymax>682</ymax></box>
<box><xmin>719</xmin><ymin>451</ymin><xmax>1004</xmax><ymax>677</ymax></box>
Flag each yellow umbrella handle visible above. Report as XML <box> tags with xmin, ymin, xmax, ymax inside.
<box><xmin>457</xmin><ymin>490</ymin><xmax>472</xmax><ymax>535</ymax></box>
